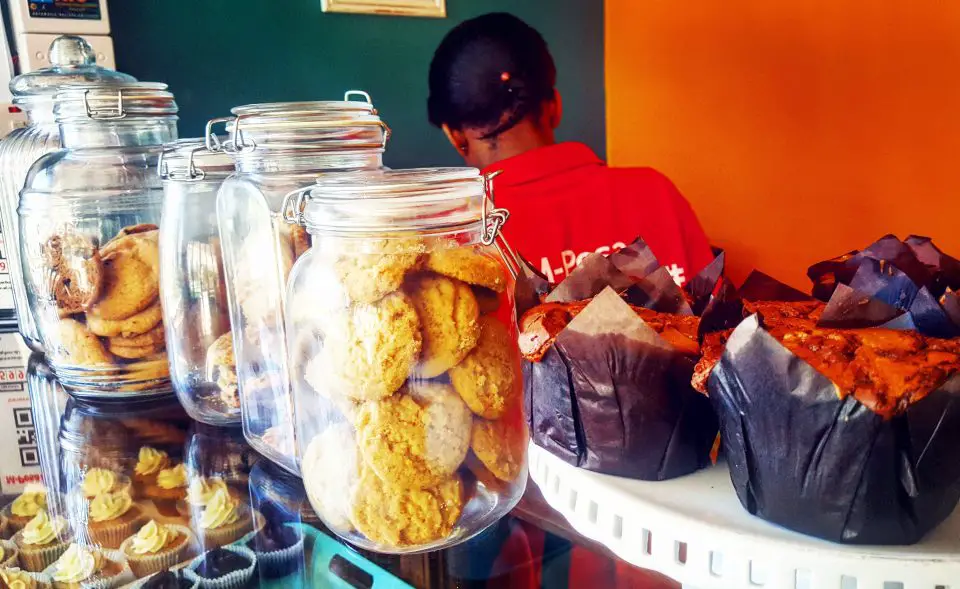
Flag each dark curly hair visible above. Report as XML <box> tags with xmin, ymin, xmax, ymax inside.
<box><xmin>428</xmin><ymin>13</ymin><xmax>557</xmax><ymax>140</ymax></box>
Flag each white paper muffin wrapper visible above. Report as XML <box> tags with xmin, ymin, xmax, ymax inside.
<box><xmin>244</xmin><ymin>525</ymin><xmax>304</xmax><ymax>577</ymax></box>
<box><xmin>14</xmin><ymin>531</ymin><xmax>71</xmax><ymax>572</ymax></box>
<box><xmin>1</xmin><ymin>538</ymin><xmax>21</xmax><ymax>568</ymax></box>
<box><xmin>43</xmin><ymin>548</ymin><xmax>134</xmax><ymax>589</ymax></box>
<box><xmin>186</xmin><ymin>545</ymin><xmax>256</xmax><ymax>589</ymax></box>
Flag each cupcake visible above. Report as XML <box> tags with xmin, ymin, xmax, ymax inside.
<box><xmin>0</xmin><ymin>566</ymin><xmax>52</xmax><ymax>589</ymax></box>
<box><xmin>119</xmin><ymin>521</ymin><xmax>191</xmax><ymax>578</ymax></box>
<box><xmin>0</xmin><ymin>539</ymin><xmax>20</xmax><ymax>568</ymax></box>
<box><xmin>47</xmin><ymin>544</ymin><xmax>125</xmax><ymax>589</ymax></box>
<box><xmin>136</xmin><ymin>570</ymin><xmax>197</xmax><ymax>589</ymax></box>
<box><xmin>196</xmin><ymin>490</ymin><xmax>252</xmax><ymax>550</ymax></box>
<box><xmin>14</xmin><ymin>512</ymin><xmax>70</xmax><ymax>572</ymax></box>
<box><xmin>87</xmin><ymin>492</ymin><xmax>146</xmax><ymax>550</ymax></box>
<box><xmin>142</xmin><ymin>465</ymin><xmax>187</xmax><ymax>516</ymax></box>
<box><xmin>175</xmin><ymin>478</ymin><xmax>229</xmax><ymax>519</ymax></box>
<box><xmin>80</xmin><ymin>471</ymin><xmax>131</xmax><ymax>501</ymax></box>
<box><xmin>2</xmin><ymin>486</ymin><xmax>48</xmax><ymax>534</ymax></box>
<box><xmin>187</xmin><ymin>546</ymin><xmax>255</xmax><ymax>589</ymax></box>
<box><xmin>244</xmin><ymin>522</ymin><xmax>303</xmax><ymax>579</ymax></box>
<box><xmin>133</xmin><ymin>449</ymin><xmax>170</xmax><ymax>494</ymax></box>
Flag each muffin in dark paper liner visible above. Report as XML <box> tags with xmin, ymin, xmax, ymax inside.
<box><xmin>519</xmin><ymin>237</ymin><xmax>726</xmax><ymax>480</ymax></box>
<box><xmin>703</xmin><ymin>313</ymin><xmax>960</xmax><ymax>544</ymax></box>
<box><xmin>244</xmin><ymin>522</ymin><xmax>303</xmax><ymax>579</ymax></box>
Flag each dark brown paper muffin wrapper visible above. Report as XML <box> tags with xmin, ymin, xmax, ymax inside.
<box><xmin>707</xmin><ymin>314</ymin><xmax>960</xmax><ymax>544</ymax></box>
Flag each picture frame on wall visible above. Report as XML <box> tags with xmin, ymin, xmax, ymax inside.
<box><xmin>321</xmin><ymin>0</ymin><xmax>446</xmax><ymax>18</ymax></box>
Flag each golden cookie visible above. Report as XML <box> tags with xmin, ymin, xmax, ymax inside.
<box><xmin>318</xmin><ymin>292</ymin><xmax>421</xmax><ymax>401</ymax></box>
<box><xmin>356</xmin><ymin>382</ymin><xmax>471</xmax><ymax>490</ymax></box>
<box><xmin>205</xmin><ymin>332</ymin><xmax>238</xmax><ymax>407</ymax></box>
<box><xmin>108</xmin><ymin>340</ymin><xmax>164</xmax><ymax>359</ymax></box>
<box><xmin>89</xmin><ymin>230</ymin><xmax>160</xmax><ymax>320</ymax></box>
<box><xmin>107</xmin><ymin>322</ymin><xmax>165</xmax><ymax>348</ymax></box>
<box><xmin>86</xmin><ymin>299</ymin><xmax>162</xmax><ymax>337</ymax></box>
<box><xmin>472</xmin><ymin>286</ymin><xmax>502</xmax><ymax>315</ymax></box>
<box><xmin>406</xmin><ymin>274</ymin><xmax>480</xmax><ymax>378</ymax></box>
<box><xmin>449</xmin><ymin>316</ymin><xmax>517</xmax><ymax>420</ymax></box>
<box><xmin>334</xmin><ymin>238</ymin><xmax>425</xmax><ymax>304</ymax></box>
<box><xmin>116</xmin><ymin>223</ymin><xmax>159</xmax><ymax>237</ymax></box>
<box><xmin>55</xmin><ymin>318</ymin><xmax>113</xmax><ymax>367</ymax></box>
<box><xmin>43</xmin><ymin>232</ymin><xmax>103</xmax><ymax>314</ymax></box>
<box><xmin>471</xmin><ymin>416</ymin><xmax>528</xmax><ymax>483</ymax></box>
<box><xmin>302</xmin><ymin>424</ymin><xmax>361</xmax><ymax>533</ymax></box>
<box><xmin>425</xmin><ymin>241</ymin><xmax>506</xmax><ymax>293</ymax></box>
<box><xmin>352</xmin><ymin>467</ymin><xmax>463</xmax><ymax>548</ymax></box>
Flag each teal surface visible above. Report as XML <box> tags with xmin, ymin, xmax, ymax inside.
<box><xmin>107</xmin><ymin>1</ymin><xmax>605</xmax><ymax>168</ymax></box>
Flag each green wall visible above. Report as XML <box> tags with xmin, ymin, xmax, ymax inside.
<box><xmin>109</xmin><ymin>1</ymin><xmax>605</xmax><ymax>169</ymax></box>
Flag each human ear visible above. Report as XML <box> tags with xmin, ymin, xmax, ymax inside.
<box><xmin>442</xmin><ymin>124</ymin><xmax>469</xmax><ymax>156</ymax></box>
<box><xmin>549</xmin><ymin>90</ymin><xmax>563</xmax><ymax>129</ymax></box>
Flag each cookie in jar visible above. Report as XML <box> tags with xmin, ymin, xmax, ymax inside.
<box><xmin>286</xmin><ymin>168</ymin><xmax>527</xmax><ymax>552</ymax></box>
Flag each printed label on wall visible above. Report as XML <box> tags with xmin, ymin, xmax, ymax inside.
<box><xmin>0</xmin><ymin>232</ymin><xmax>14</xmax><ymax>313</ymax></box>
<box><xmin>0</xmin><ymin>333</ymin><xmax>40</xmax><ymax>494</ymax></box>
<box><xmin>28</xmin><ymin>0</ymin><xmax>102</xmax><ymax>20</ymax></box>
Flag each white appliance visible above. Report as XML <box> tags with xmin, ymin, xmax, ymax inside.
<box><xmin>6</xmin><ymin>0</ymin><xmax>115</xmax><ymax>76</ymax></box>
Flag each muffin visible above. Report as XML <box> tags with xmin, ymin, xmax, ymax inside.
<box><xmin>133</xmin><ymin>449</ymin><xmax>170</xmax><ymax>493</ymax></box>
<box><xmin>0</xmin><ymin>566</ymin><xmax>52</xmax><ymax>589</ymax></box>
<box><xmin>14</xmin><ymin>511</ymin><xmax>70</xmax><ymax>572</ymax></box>
<box><xmin>2</xmin><ymin>486</ymin><xmax>48</xmax><ymax>534</ymax></box>
<box><xmin>47</xmin><ymin>544</ymin><xmax>126</xmax><ymax>589</ymax></box>
<box><xmin>196</xmin><ymin>490</ymin><xmax>253</xmax><ymax>550</ymax></box>
<box><xmin>120</xmin><ymin>521</ymin><xmax>192</xmax><ymax>578</ymax></box>
<box><xmin>187</xmin><ymin>546</ymin><xmax>255</xmax><ymax>589</ymax></box>
<box><xmin>137</xmin><ymin>570</ymin><xmax>197</xmax><ymax>589</ymax></box>
<box><xmin>0</xmin><ymin>539</ymin><xmax>19</xmax><ymax>568</ymax></box>
<box><xmin>80</xmin><ymin>470</ymin><xmax>131</xmax><ymax>501</ymax></box>
<box><xmin>244</xmin><ymin>522</ymin><xmax>303</xmax><ymax>579</ymax></box>
<box><xmin>87</xmin><ymin>491</ymin><xmax>146</xmax><ymax>550</ymax></box>
<box><xmin>142</xmin><ymin>465</ymin><xmax>186</xmax><ymax>517</ymax></box>
<box><xmin>176</xmin><ymin>477</ymin><xmax>229</xmax><ymax>519</ymax></box>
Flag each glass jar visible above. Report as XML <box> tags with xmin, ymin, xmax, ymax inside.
<box><xmin>158</xmin><ymin>140</ymin><xmax>238</xmax><ymax>424</ymax></box>
<box><xmin>19</xmin><ymin>82</ymin><xmax>178</xmax><ymax>397</ymax></box>
<box><xmin>214</xmin><ymin>92</ymin><xmax>388</xmax><ymax>474</ymax></box>
<box><xmin>0</xmin><ymin>36</ymin><xmax>136</xmax><ymax>350</ymax></box>
<box><xmin>284</xmin><ymin>168</ymin><xmax>527</xmax><ymax>553</ymax></box>
<box><xmin>27</xmin><ymin>353</ymin><xmax>70</xmax><ymax>498</ymax></box>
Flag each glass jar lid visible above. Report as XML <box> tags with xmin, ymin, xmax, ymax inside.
<box><xmin>159</xmin><ymin>139</ymin><xmax>235</xmax><ymax>182</ymax></box>
<box><xmin>54</xmin><ymin>82</ymin><xmax>178</xmax><ymax>123</ymax></box>
<box><xmin>9</xmin><ymin>35</ymin><xmax>136</xmax><ymax>101</ymax></box>
<box><xmin>284</xmin><ymin>167</ymin><xmax>508</xmax><ymax>239</ymax></box>
<box><xmin>206</xmin><ymin>90</ymin><xmax>389</xmax><ymax>154</ymax></box>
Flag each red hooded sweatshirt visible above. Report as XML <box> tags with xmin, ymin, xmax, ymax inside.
<box><xmin>483</xmin><ymin>142</ymin><xmax>713</xmax><ymax>285</ymax></box>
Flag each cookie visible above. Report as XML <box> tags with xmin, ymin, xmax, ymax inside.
<box><xmin>302</xmin><ymin>424</ymin><xmax>361</xmax><ymax>533</ymax></box>
<box><xmin>90</xmin><ymin>230</ymin><xmax>160</xmax><ymax>320</ymax></box>
<box><xmin>304</xmin><ymin>354</ymin><xmax>359</xmax><ymax>422</ymax></box>
<box><xmin>107</xmin><ymin>322</ymin><xmax>165</xmax><ymax>348</ymax></box>
<box><xmin>205</xmin><ymin>332</ymin><xmax>238</xmax><ymax>407</ymax></box>
<box><xmin>86</xmin><ymin>299</ymin><xmax>163</xmax><ymax>337</ymax></box>
<box><xmin>108</xmin><ymin>339</ymin><xmax>164</xmax><ymax>359</ymax></box>
<box><xmin>318</xmin><ymin>291</ymin><xmax>421</xmax><ymax>401</ymax></box>
<box><xmin>448</xmin><ymin>316</ymin><xmax>517</xmax><ymax>420</ymax></box>
<box><xmin>406</xmin><ymin>274</ymin><xmax>480</xmax><ymax>378</ymax></box>
<box><xmin>334</xmin><ymin>238</ymin><xmax>424</xmax><ymax>304</ymax></box>
<box><xmin>351</xmin><ymin>467</ymin><xmax>463</xmax><ymax>548</ymax></box>
<box><xmin>43</xmin><ymin>232</ymin><xmax>103</xmax><ymax>314</ymax></box>
<box><xmin>235</xmin><ymin>227</ymin><xmax>292</xmax><ymax>328</ymax></box>
<box><xmin>356</xmin><ymin>382</ymin><xmax>471</xmax><ymax>490</ymax></box>
<box><xmin>425</xmin><ymin>241</ymin><xmax>506</xmax><ymax>293</ymax></box>
<box><xmin>56</xmin><ymin>318</ymin><xmax>113</xmax><ymax>367</ymax></box>
<box><xmin>472</xmin><ymin>286</ymin><xmax>502</xmax><ymax>315</ymax></box>
<box><xmin>116</xmin><ymin>223</ymin><xmax>159</xmax><ymax>237</ymax></box>
<box><xmin>471</xmin><ymin>415</ymin><xmax>527</xmax><ymax>483</ymax></box>
<box><xmin>288</xmin><ymin>224</ymin><xmax>311</xmax><ymax>259</ymax></box>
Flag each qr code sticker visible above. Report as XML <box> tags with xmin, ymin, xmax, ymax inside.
<box><xmin>19</xmin><ymin>447</ymin><xmax>38</xmax><ymax>467</ymax></box>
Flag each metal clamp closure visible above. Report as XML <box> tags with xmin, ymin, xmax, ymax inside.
<box><xmin>481</xmin><ymin>170</ymin><xmax>520</xmax><ymax>279</ymax></box>
<box><xmin>205</xmin><ymin>116</ymin><xmax>233</xmax><ymax>151</ymax></box>
<box><xmin>280</xmin><ymin>186</ymin><xmax>313</xmax><ymax>225</ymax></box>
<box><xmin>84</xmin><ymin>89</ymin><xmax>126</xmax><ymax>120</ymax></box>
<box><xmin>343</xmin><ymin>90</ymin><xmax>373</xmax><ymax>104</ymax></box>
<box><xmin>159</xmin><ymin>146</ymin><xmax>206</xmax><ymax>182</ymax></box>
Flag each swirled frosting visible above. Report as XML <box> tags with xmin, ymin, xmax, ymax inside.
<box><xmin>157</xmin><ymin>464</ymin><xmax>187</xmax><ymax>490</ymax></box>
<box><xmin>187</xmin><ymin>477</ymin><xmax>228</xmax><ymax>506</ymax></box>
<box><xmin>199</xmin><ymin>488</ymin><xmax>240</xmax><ymax>530</ymax></box>
<box><xmin>0</xmin><ymin>567</ymin><xmax>35</xmax><ymax>589</ymax></box>
<box><xmin>52</xmin><ymin>544</ymin><xmax>99</xmax><ymax>583</ymax></box>
<box><xmin>89</xmin><ymin>491</ymin><xmax>133</xmax><ymax>523</ymax></box>
<box><xmin>20</xmin><ymin>510</ymin><xmax>65</xmax><ymax>546</ymax></box>
<box><xmin>81</xmin><ymin>469</ymin><xmax>117</xmax><ymax>497</ymax></box>
<box><xmin>129</xmin><ymin>520</ymin><xmax>178</xmax><ymax>555</ymax></box>
<box><xmin>9</xmin><ymin>485</ymin><xmax>46</xmax><ymax>518</ymax></box>
<box><xmin>134</xmin><ymin>447</ymin><xmax>169</xmax><ymax>477</ymax></box>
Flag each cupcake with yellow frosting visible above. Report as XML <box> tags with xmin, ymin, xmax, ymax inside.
<box><xmin>47</xmin><ymin>543</ymin><xmax>125</xmax><ymax>589</ymax></box>
<box><xmin>80</xmin><ymin>471</ymin><xmax>130</xmax><ymax>501</ymax></box>
<box><xmin>196</xmin><ymin>489</ymin><xmax>253</xmax><ymax>549</ymax></box>
<box><xmin>0</xmin><ymin>538</ymin><xmax>20</xmax><ymax>569</ymax></box>
<box><xmin>143</xmin><ymin>464</ymin><xmax>187</xmax><ymax>505</ymax></box>
<box><xmin>0</xmin><ymin>566</ymin><xmax>52</xmax><ymax>589</ymax></box>
<box><xmin>119</xmin><ymin>520</ymin><xmax>192</xmax><ymax>578</ymax></box>
<box><xmin>132</xmin><ymin>449</ymin><xmax>170</xmax><ymax>494</ymax></box>
<box><xmin>13</xmin><ymin>511</ymin><xmax>70</xmax><ymax>572</ymax></box>
<box><xmin>2</xmin><ymin>485</ymin><xmax>49</xmax><ymax>534</ymax></box>
<box><xmin>86</xmin><ymin>492</ymin><xmax>146</xmax><ymax>550</ymax></box>
<box><xmin>175</xmin><ymin>477</ymin><xmax>231</xmax><ymax>519</ymax></box>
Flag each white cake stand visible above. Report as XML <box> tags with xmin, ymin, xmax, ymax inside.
<box><xmin>528</xmin><ymin>442</ymin><xmax>960</xmax><ymax>589</ymax></box>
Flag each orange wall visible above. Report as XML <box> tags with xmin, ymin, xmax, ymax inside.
<box><xmin>605</xmin><ymin>1</ymin><xmax>960</xmax><ymax>289</ymax></box>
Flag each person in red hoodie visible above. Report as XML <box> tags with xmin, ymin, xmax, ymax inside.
<box><xmin>428</xmin><ymin>12</ymin><xmax>714</xmax><ymax>286</ymax></box>
<box><xmin>427</xmin><ymin>12</ymin><xmax>694</xmax><ymax>589</ymax></box>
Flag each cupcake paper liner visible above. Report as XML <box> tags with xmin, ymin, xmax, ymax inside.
<box><xmin>197</xmin><ymin>511</ymin><xmax>259</xmax><ymax>551</ymax></box>
<box><xmin>26</xmin><ymin>570</ymin><xmax>54</xmax><ymax>589</ymax></box>
<box><xmin>1</xmin><ymin>538</ymin><xmax>21</xmax><ymax>568</ymax></box>
<box><xmin>245</xmin><ymin>526</ymin><xmax>304</xmax><ymax>580</ymax></box>
<box><xmin>14</xmin><ymin>531</ymin><xmax>71</xmax><ymax>572</ymax></box>
<box><xmin>44</xmin><ymin>549</ymin><xmax>134</xmax><ymax>589</ymax></box>
<box><xmin>187</xmin><ymin>545</ymin><xmax>256</xmax><ymax>589</ymax></box>
<box><xmin>120</xmin><ymin>525</ymin><xmax>194</xmax><ymax>578</ymax></box>
<box><xmin>89</xmin><ymin>508</ymin><xmax>148</xmax><ymax>550</ymax></box>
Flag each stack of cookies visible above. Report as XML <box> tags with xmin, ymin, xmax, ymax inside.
<box><xmin>41</xmin><ymin>223</ymin><xmax>168</xmax><ymax>387</ymax></box>
<box><xmin>300</xmin><ymin>238</ymin><xmax>527</xmax><ymax>549</ymax></box>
